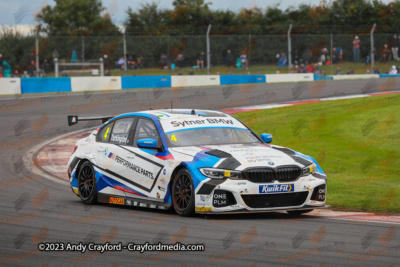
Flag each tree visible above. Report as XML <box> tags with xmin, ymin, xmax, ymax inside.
<box><xmin>170</xmin><ymin>0</ymin><xmax>213</xmax><ymax>34</ymax></box>
<box><xmin>36</xmin><ymin>0</ymin><xmax>120</xmax><ymax>36</ymax></box>
<box><xmin>125</xmin><ymin>3</ymin><xmax>172</xmax><ymax>35</ymax></box>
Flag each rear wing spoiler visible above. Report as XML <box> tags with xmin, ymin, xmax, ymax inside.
<box><xmin>67</xmin><ymin>115</ymin><xmax>114</xmax><ymax>126</ymax></box>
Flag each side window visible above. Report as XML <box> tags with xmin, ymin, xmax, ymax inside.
<box><xmin>109</xmin><ymin>118</ymin><xmax>135</xmax><ymax>145</ymax></box>
<box><xmin>133</xmin><ymin>119</ymin><xmax>161</xmax><ymax>147</ymax></box>
<box><xmin>98</xmin><ymin>121</ymin><xmax>115</xmax><ymax>143</ymax></box>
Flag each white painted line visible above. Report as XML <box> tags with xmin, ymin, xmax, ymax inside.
<box><xmin>326</xmin><ymin>216</ymin><xmax>400</xmax><ymax>225</ymax></box>
<box><xmin>225</xmin><ymin>90</ymin><xmax>400</xmax><ymax>112</ymax></box>
<box><xmin>39</xmin><ymin>165</ymin><xmax>68</xmax><ymax>174</ymax></box>
<box><xmin>36</xmin><ymin>151</ymin><xmax>74</xmax><ymax>159</ymax></box>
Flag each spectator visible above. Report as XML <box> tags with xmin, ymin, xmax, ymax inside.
<box><xmin>373</xmin><ymin>66</ymin><xmax>380</xmax><ymax>74</ymax></box>
<box><xmin>391</xmin><ymin>35</ymin><xmax>399</xmax><ymax>62</ymax></box>
<box><xmin>382</xmin><ymin>44</ymin><xmax>391</xmax><ymax>63</ymax></box>
<box><xmin>314</xmin><ymin>62</ymin><xmax>322</xmax><ymax>74</ymax></box>
<box><xmin>302</xmin><ymin>49</ymin><xmax>312</xmax><ymax>63</ymax></box>
<box><xmin>105</xmin><ymin>69</ymin><xmax>112</xmax><ymax>76</ymax></box>
<box><xmin>225</xmin><ymin>50</ymin><xmax>235</xmax><ymax>67</ymax></box>
<box><xmin>188</xmin><ymin>69</ymin><xmax>194</xmax><ymax>75</ymax></box>
<box><xmin>353</xmin><ymin>36</ymin><xmax>361</xmax><ymax>62</ymax></box>
<box><xmin>137</xmin><ymin>56</ymin><xmax>145</xmax><ymax>69</ymax></box>
<box><xmin>103</xmin><ymin>55</ymin><xmax>110</xmax><ymax>70</ymax></box>
<box><xmin>293</xmin><ymin>49</ymin><xmax>300</xmax><ymax>64</ymax></box>
<box><xmin>278</xmin><ymin>52</ymin><xmax>287</xmax><ymax>68</ymax></box>
<box><xmin>389</xmin><ymin>65</ymin><xmax>398</xmax><ymax>74</ymax></box>
<box><xmin>159</xmin><ymin>53</ymin><xmax>168</xmax><ymax>69</ymax></box>
<box><xmin>236</xmin><ymin>58</ymin><xmax>241</xmax><ymax>69</ymax></box>
<box><xmin>13</xmin><ymin>69</ymin><xmax>20</xmax><ymax>77</ymax></box>
<box><xmin>177</xmin><ymin>71</ymin><xmax>183</xmax><ymax>75</ymax></box>
<box><xmin>175</xmin><ymin>53</ymin><xmax>184</xmax><ymax>68</ymax></box>
<box><xmin>326</xmin><ymin>56</ymin><xmax>332</xmax><ymax>65</ymax></box>
<box><xmin>320</xmin><ymin>48</ymin><xmax>328</xmax><ymax>65</ymax></box>
<box><xmin>117</xmin><ymin>56</ymin><xmax>125</xmax><ymax>70</ymax></box>
<box><xmin>29</xmin><ymin>52</ymin><xmax>35</xmax><ymax>63</ymax></box>
<box><xmin>335</xmin><ymin>67</ymin><xmax>344</xmax><ymax>75</ymax></box>
<box><xmin>365</xmin><ymin>48</ymin><xmax>376</xmax><ymax>65</ymax></box>
<box><xmin>28</xmin><ymin>61</ymin><xmax>36</xmax><ymax>77</ymax></box>
<box><xmin>347</xmin><ymin>69</ymin><xmax>354</xmax><ymax>75</ymax></box>
<box><xmin>305</xmin><ymin>62</ymin><xmax>314</xmax><ymax>73</ymax></box>
<box><xmin>71</xmin><ymin>49</ymin><xmax>77</xmax><ymax>62</ymax></box>
<box><xmin>42</xmin><ymin>59</ymin><xmax>50</xmax><ymax>74</ymax></box>
<box><xmin>1</xmin><ymin>60</ymin><xmax>11</xmax><ymax>77</ymax></box>
<box><xmin>197</xmin><ymin>52</ymin><xmax>205</xmax><ymax>68</ymax></box>
<box><xmin>398</xmin><ymin>35</ymin><xmax>400</xmax><ymax>60</ymax></box>
<box><xmin>332</xmin><ymin>47</ymin><xmax>340</xmax><ymax>64</ymax></box>
<box><xmin>338</xmin><ymin>47</ymin><xmax>344</xmax><ymax>60</ymax></box>
<box><xmin>366</xmin><ymin>69</ymin><xmax>371</xmax><ymax>74</ymax></box>
<box><xmin>299</xmin><ymin>63</ymin><xmax>306</xmax><ymax>73</ymax></box>
<box><xmin>240</xmin><ymin>51</ymin><xmax>248</xmax><ymax>69</ymax></box>
<box><xmin>126</xmin><ymin>54</ymin><xmax>134</xmax><ymax>69</ymax></box>
<box><xmin>0</xmin><ymin>53</ymin><xmax>3</xmax><ymax>76</ymax></box>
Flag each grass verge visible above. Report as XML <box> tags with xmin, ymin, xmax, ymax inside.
<box><xmin>44</xmin><ymin>61</ymin><xmax>396</xmax><ymax>77</ymax></box>
<box><xmin>234</xmin><ymin>94</ymin><xmax>400</xmax><ymax>213</ymax></box>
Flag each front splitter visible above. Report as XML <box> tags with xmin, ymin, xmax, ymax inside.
<box><xmin>196</xmin><ymin>205</ymin><xmax>330</xmax><ymax>215</ymax></box>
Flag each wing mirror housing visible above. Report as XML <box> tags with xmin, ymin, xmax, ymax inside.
<box><xmin>137</xmin><ymin>138</ymin><xmax>159</xmax><ymax>149</ymax></box>
<box><xmin>260</xmin><ymin>133</ymin><xmax>273</xmax><ymax>143</ymax></box>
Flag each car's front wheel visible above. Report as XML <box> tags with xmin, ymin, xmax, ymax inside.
<box><xmin>171</xmin><ymin>168</ymin><xmax>195</xmax><ymax>217</ymax></box>
<box><xmin>287</xmin><ymin>209</ymin><xmax>313</xmax><ymax>215</ymax></box>
<box><xmin>77</xmin><ymin>161</ymin><xmax>97</xmax><ymax>205</ymax></box>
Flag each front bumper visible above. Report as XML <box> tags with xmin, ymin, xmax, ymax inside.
<box><xmin>194</xmin><ymin>175</ymin><xmax>327</xmax><ymax>213</ymax></box>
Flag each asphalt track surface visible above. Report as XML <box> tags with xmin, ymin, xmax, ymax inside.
<box><xmin>1</xmin><ymin>78</ymin><xmax>400</xmax><ymax>266</ymax></box>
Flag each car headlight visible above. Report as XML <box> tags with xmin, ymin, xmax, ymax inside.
<box><xmin>199</xmin><ymin>168</ymin><xmax>243</xmax><ymax>179</ymax></box>
<box><xmin>302</xmin><ymin>163</ymin><xmax>317</xmax><ymax>176</ymax></box>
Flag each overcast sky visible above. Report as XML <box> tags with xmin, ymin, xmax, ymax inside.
<box><xmin>0</xmin><ymin>0</ymin><xmax>395</xmax><ymax>26</ymax></box>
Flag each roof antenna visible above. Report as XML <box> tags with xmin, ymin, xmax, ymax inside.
<box><xmin>146</xmin><ymin>80</ymin><xmax>152</xmax><ymax>110</ymax></box>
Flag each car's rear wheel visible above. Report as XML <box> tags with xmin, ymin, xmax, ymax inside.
<box><xmin>287</xmin><ymin>209</ymin><xmax>313</xmax><ymax>215</ymax></box>
<box><xmin>171</xmin><ymin>168</ymin><xmax>195</xmax><ymax>217</ymax></box>
<box><xmin>78</xmin><ymin>161</ymin><xmax>97</xmax><ymax>205</ymax></box>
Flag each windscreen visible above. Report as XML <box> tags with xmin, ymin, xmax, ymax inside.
<box><xmin>160</xmin><ymin>117</ymin><xmax>261</xmax><ymax>147</ymax></box>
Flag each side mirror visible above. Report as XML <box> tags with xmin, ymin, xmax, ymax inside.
<box><xmin>137</xmin><ymin>138</ymin><xmax>158</xmax><ymax>149</ymax></box>
<box><xmin>260</xmin><ymin>133</ymin><xmax>273</xmax><ymax>143</ymax></box>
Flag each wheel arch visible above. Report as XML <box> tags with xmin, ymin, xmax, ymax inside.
<box><xmin>169</xmin><ymin>165</ymin><xmax>188</xmax><ymax>193</ymax></box>
<box><xmin>169</xmin><ymin>165</ymin><xmax>196</xmax><ymax>216</ymax></box>
<box><xmin>75</xmin><ymin>158</ymin><xmax>91</xmax><ymax>177</ymax></box>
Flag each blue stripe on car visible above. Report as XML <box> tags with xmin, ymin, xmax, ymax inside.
<box><xmin>294</xmin><ymin>151</ymin><xmax>325</xmax><ymax>175</ymax></box>
<box><xmin>180</xmin><ymin>151</ymin><xmax>220</xmax><ymax>190</ymax></box>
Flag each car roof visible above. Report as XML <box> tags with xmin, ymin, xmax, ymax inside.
<box><xmin>115</xmin><ymin>109</ymin><xmax>231</xmax><ymax>120</ymax></box>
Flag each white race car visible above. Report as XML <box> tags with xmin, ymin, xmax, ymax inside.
<box><xmin>67</xmin><ymin>109</ymin><xmax>328</xmax><ymax>216</ymax></box>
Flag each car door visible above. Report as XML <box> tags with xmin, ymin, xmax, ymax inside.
<box><xmin>92</xmin><ymin>118</ymin><xmax>135</xmax><ymax>198</ymax></box>
<box><xmin>118</xmin><ymin>117</ymin><xmax>166</xmax><ymax>201</ymax></box>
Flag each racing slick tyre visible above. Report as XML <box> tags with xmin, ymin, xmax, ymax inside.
<box><xmin>77</xmin><ymin>161</ymin><xmax>97</xmax><ymax>205</ymax></box>
<box><xmin>287</xmin><ymin>209</ymin><xmax>313</xmax><ymax>215</ymax></box>
<box><xmin>171</xmin><ymin>168</ymin><xmax>195</xmax><ymax>217</ymax></box>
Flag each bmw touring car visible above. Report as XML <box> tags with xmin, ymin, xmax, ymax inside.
<box><xmin>67</xmin><ymin>109</ymin><xmax>328</xmax><ymax>216</ymax></box>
